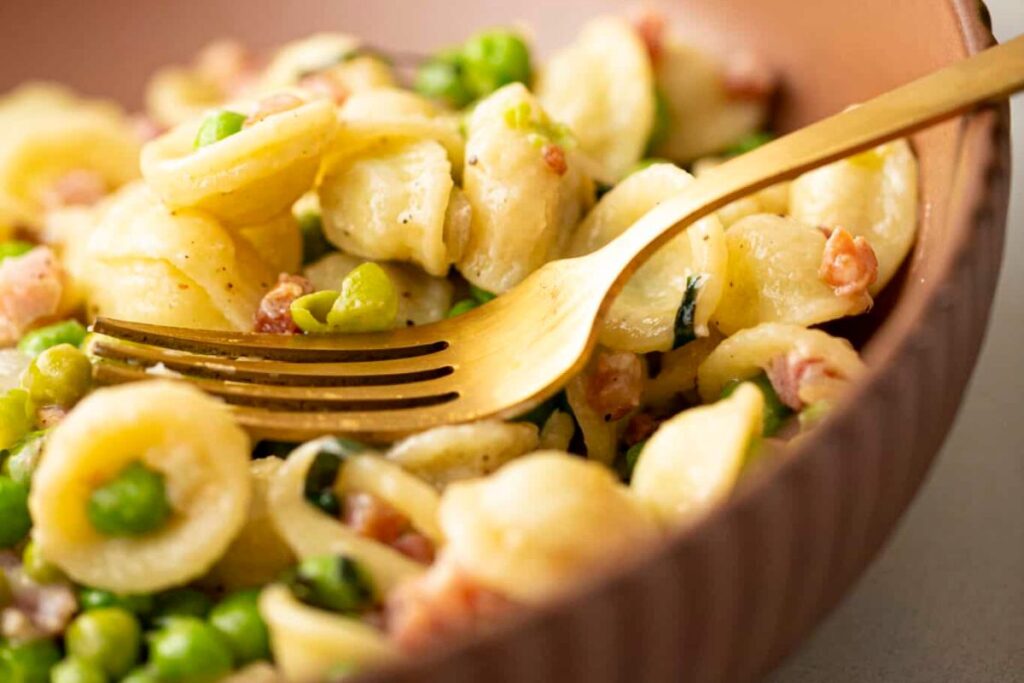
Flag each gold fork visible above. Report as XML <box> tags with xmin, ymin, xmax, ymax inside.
<box><xmin>89</xmin><ymin>35</ymin><xmax>1024</xmax><ymax>442</ymax></box>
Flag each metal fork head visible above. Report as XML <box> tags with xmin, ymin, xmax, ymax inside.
<box><xmin>88</xmin><ymin>255</ymin><xmax>606</xmax><ymax>443</ymax></box>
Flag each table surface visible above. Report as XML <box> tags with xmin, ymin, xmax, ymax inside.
<box><xmin>768</xmin><ymin>2</ymin><xmax>1024</xmax><ymax>681</ymax></box>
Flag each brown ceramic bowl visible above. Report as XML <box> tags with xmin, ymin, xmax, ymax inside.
<box><xmin>0</xmin><ymin>1</ymin><xmax>1010</xmax><ymax>681</ymax></box>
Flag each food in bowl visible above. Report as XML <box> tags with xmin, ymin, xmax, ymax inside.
<box><xmin>0</xmin><ymin>10</ymin><xmax>917</xmax><ymax>682</ymax></box>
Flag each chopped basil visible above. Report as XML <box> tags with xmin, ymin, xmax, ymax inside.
<box><xmin>672</xmin><ymin>274</ymin><xmax>707</xmax><ymax>349</ymax></box>
<box><xmin>303</xmin><ymin>438</ymin><xmax>367</xmax><ymax>515</ymax></box>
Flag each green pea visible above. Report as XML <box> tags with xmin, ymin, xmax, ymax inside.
<box><xmin>77</xmin><ymin>587</ymin><xmax>154</xmax><ymax>616</ymax></box>
<box><xmin>290</xmin><ymin>290</ymin><xmax>338</xmax><ymax>334</ymax></box>
<box><xmin>724</xmin><ymin>130</ymin><xmax>774</xmax><ymax>157</ymax></box>
<box><xmin>209</xmin><ymin>589</ymin><xmax>270</xmax><ymax>665</ymax></box>
<box><xmin>798</xmin><ymin>400</ymin><xmax>832</xmax><ymax>430</ymax></box>
<box><xmin>461</xmin><ymin>30</ymin><xmax>532</xmax><ymax>99</ymax></box>
<box><xmin>0</xmin><ymin>475</ymin><xmax>31</xmax><ymax>548</ymax></box>
<box><xmin>325</xmin><ymin>262</ymin><xmax>399</xmax><ymax>333</ymax></box>
<box><xmin>16</xmin><ymin>320</ymin><xmax>87</xmax><ymax>358</ymax></box>
<box><xmin>298</xmin><ymin>211</ymin><xmax>334</xmax><ymax>265</ymax></box>
<box><xmin>446</xmin><ymin>298</ymin><xmax>478</xmax><ymax>318</ymax></box>
<box><xmin>468</xmin><ymin>284</ymin><xmax>496</xmax><ymax>304</ymax></box>
<box><xmin>120</xmin><ymin>668</ymin><xmax>160</xmax><ymax>683</ymax></box>
<box><xmin>86</xmin><ymin>461</ymin><xmax>172</xmax><ymax>537</ymax></box>
<box><xmin>148</xmin><ymin>617</ymin><xmax>234</xmax><ymax>683</ymax></box>
<box><xmin>0</xmin><ymin>389</ymin><xmax>34</xmax><ymax>450</ymax></box>
<box><xmin>194</xmin><ymin>110</ymin><xmax>247</xmax><ymax>149</ymax></box>
<box><xmin>618</xmin><ymin>440</ymin><xmax>647</xmax><ymax>481</ymax></box>
<box><xmin>21</xmin><ymin>540</ymin><xmax>63</xmax><ymax>584</ymax></box>
<box><xmin>0</xmin><ymin>638</ymin><xmax>60</xmax><ymax>683</ymax></box>
<box><xmin>287</xmin><ymin>554</ymin><xmax>375</xmax><ymax>614</ymax></box>
<box><xmin>66</xmin><ymin>607</ymin><xmax>141</xmax><ymax>678</ymax></box>
<box><xmin>720</xmin><ymin>372</ymin><xmax>793</xmax><ymax>437</ymax></box>
<box><xmin>20</xmin><ymin>344</ymin><xmax>92</xmax><ymax>407</ymax></box>
<box><xmin>1</xmin><ymin>430</ymin><xmax>47</xmax><ymax>486</ymax></box>
<box><xmin>50</xmin><ymin>657</ymin><xmax>108</xmax><ymax>683</ymax></box>
<box><xmin>645</xmin><ymin>88</ymin><xmax>671</xmax><ymax>155</ymax></box>
<box><xmin>415</xmin><ymin>50</ymin><xmax>474</xmax><ymax>109</ymax></box>
<box><xmin>0</xmin><ymin>241</ymin><xmax>34</xmax><ymax>264</ymax></box>
<box><xmin>153</xmin><ymin>588</ymin><xmax>213</xmax><ymax>622</ymax></box>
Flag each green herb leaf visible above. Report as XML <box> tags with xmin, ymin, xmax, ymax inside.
<box><xmin>672</xmin><ymin>274</ymin><xmax>707</xmax><ymax>349</ymax></box>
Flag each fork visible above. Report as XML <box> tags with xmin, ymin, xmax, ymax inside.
<box><xmin>89</xmin><ymin>35</ymin><xmax>1024</xmax><ymax>442</ymax></box>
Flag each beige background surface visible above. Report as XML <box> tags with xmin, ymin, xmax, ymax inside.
<box><xmin>770</xmin><ymin>1</ymin><xmax>1024</xmax><ymax>681</ymax></box>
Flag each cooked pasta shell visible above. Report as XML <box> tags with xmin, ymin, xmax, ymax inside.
<box><xmin>145</xmin><ymin>67</ymin><xmax>225</xmax><ymax>128</ymax></box>
<box><xmin>652</xmin><ymin>42</ymin><xmax>770</xmax><ymax>162</ymax></box>
<box><xmin>439</xmin><ymin>452</ymin><xmax>659</xmax><ymax>602</ymax></box>
<box><xmin>789</xmin><ymin>140</ymin><xmax>918</xmax><ymax>294</ymax></box>
<box><xmin>0</xmin><ymin>83</ymin><xmax>140</xmax><ymax>229</ymax></box>
<box><xmin>141</xmin><ymin>97</ymin><xmax>335</xmax><ymax>225</ymax></box>
<box><xmin>712</xmin><ymin>214</ymin><xmax>870</xmax><ymax>336</ymax></box>
<box><xmin>643</xmin><ymin>332</ymin><xmax>723</xmax><ymax>409</ymax></box>
<box><xmin>386</xmin><ymin>421</ymin><xmax>539</xmax><ymax>488</ymax></box>
<box><xmin>538</xmin><ymin>410</ymin><xmax>576</xmax><ymax>452</ymax></box>
<box><xmin>206</xmin><ymin>457</ymin><xmax>297</xmax><ymax>591</ymax></box>
<box><xmin>266</xmin><ymin>439</ymin><xmax>426</xmax><ymax>594</ymax></box>
<box><xmin>631</xmin><ymin>383</ymin><xmax>763</xmax><ymax>525</ymax></box>
<box><xmin>304</xmin><ymin>252</ymin><xmax>453</xmax><ymax>327</ymax></box>
<box><xmin>219</xmin><ymin>663</ymin><xmax>283</xmax><ymax>683</ymax></box>
<box><xmin>260</xmin><ymin>584</ymin><xmax>397</xmax><ymax>683</ymax></box>
<box><xmin>568</xmin><ymin>163</ymin><xmax>727</xmax><ymax>352</ymax></box>
<box><xmin>693</xmin><ymin>156</ymin><xmax>789</xmax><ymax>227</ymax></box>
<box><xmin>697</xmin><ymin>322</ymin><xmax>866</xmax><ymax>403</ymax></box>
<box><xmin>28</xmin><ymin>381</ymin><xmax>252</xmax><ymax>592</ymax></box>
<box><xmin>458</xmin><ymin>84</ymin><xmax>594</xmax><ymax>293</ymax></box>
<box><xmin>565</xmin><ymin>371</ymin><xmax>618</xmax><ymax>466</ymax></box>
<box><xmin>536</xmin><ymin>16</ymin><xmax>655</xmax><ymax>182</ymax></box>
<box><xmin>319</xmin><ymin>137</ymin><xmax>455</xmax><ymax>277</ymax></box>
<box><xmin>235</xmin><ymin>211</ymin><xmax>303</xmax><ymax>276</ymax></box>
<box><xmin>83</xmin><ymin>183</ymin><xmax>275</xmax><ymax>330</ymax></box>
<box><xmin>260</xmin><ymin>33</ymin><xmax>393</xmax><ymax>92</ymax></box>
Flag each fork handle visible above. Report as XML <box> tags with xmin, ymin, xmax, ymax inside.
<box><xmin>589</xmin><ymin>33</ymin><xmax>1024</xmax><ymax>305</ymax></box>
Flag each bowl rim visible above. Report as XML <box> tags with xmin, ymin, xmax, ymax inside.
<box><xmin>357</xmin><ymin>1</ymin><xmax>1011</xmax><ymax>680</ymax></box>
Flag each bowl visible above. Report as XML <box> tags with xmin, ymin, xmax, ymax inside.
<box><xmin>0</xmin><ymin>0</ymin><xmax>1009</xmax><ymax>681</ymax></box>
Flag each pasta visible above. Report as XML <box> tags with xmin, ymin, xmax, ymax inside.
<box><xmin>0</xmin><ymin>13</ymin><xmax>920</xmax><ymax>680</ymax></box>
<box><xmin>28</xmin><ymin>381</ymin><xmax>251</xmax><ymax>592</ymax></box>
<box><xmin>537</xmin><ymin>16</ymin><xmax>655</xmax><ymax>182</ymax></box>
<box><xmin>568</xmin><ymin>163</ymin><xmax>727</xmax><ymax>352</ymax></box>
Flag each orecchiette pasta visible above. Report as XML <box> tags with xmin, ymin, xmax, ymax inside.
<box><xmin>568</xmin><ymin>163</ymin><xmax>727</xmax><ymax>352</ymax></box>
<box><xmin>145</xmin><ymin>67</ymin><xmax>227</xmax><ymax>129</ymax></box>
<box><xmin>235</xmin><ymin>211</ymin><xmax>303</xmax><ymax>276</ymax></box>
<box><xmin>266</xmin><ymin>438</ymin><xmax>427</xmax><ymax>594</ymax></box>
<box><xmin>386</xmin><ymin>420</ymin><xmax>539</xmax><ymax>488</ymax></box>
<box><xmin>141</xmin><ymin>97</ymin><xmax>336</xmax><ymax>225</ymax></box>
<box><xmin>458</xmin><ymin>84</ymin><xmax>594</xmax><ymax>293</ymax></box>
<box><xmin>259</xmin><ymin>33</ymin><xmax>394</xmax><ymax>93</ymax></box>
<box><xmin>28</xmin><ymin>381</ymin><xmax>252</xmax><ymax>592</ymax></box>
<box><xmin>643</xmin><ymin>333</ymin><xmax>723</xmax><ymax>408</ymax></box>
<box><xmin>711</xmin><ymin>214</ymin><xmax>871</xmax><ymax>336</ymax></box>
<box><xmin>304</xmin><ymin>252</ymin><xmax>454</xmax><ymax>327</ymax></box>
<box><xmin>632</xmin><ymin>383</ymin><xmax>763</xmax><ymax>525</ymax></box>
<box><xmin>697</xmin><ymin>322</ymin><xmax>866</xmax><ymax>404</ymax></box>
<box><xmin>83</xmin><ymin>183</ymin><xmax>276</xmax><ymax>330</ymax></box>
<box><xmin>538</xmin><ymin>410</ymin><xmax>576</xmax><ymax>451</ymax></box>
<box><xmin>789</xmin><ymin>140</ymin><xmax>918</xmax><ymax>294</ymax></box>
<box><xmin>565</xmin><ymin>373</ymin><xmax>619</xmax><ymax>465</ymax></box>
<box><xmin>692</xmin><ymin>156</ymin><xmax>789</xmax><ymax>227</ymax></box>
<box><xmin>537</xmin><ymin>16</ymin><xmax>655</xmax><ymax>182</ymax></box>
<box><xmin>439</xmin><ymin>452</ymin><xmax>659</xmax><ymax>602</ymax></box>
<box><xmin>260</xmin><ymin>584</ymin><xmax>397</xmax><ymax>683</ymax></box>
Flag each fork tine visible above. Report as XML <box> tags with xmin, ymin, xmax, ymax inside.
<box><xmin>93</xmin><ymin>362</ymin><xmax>460</xmax><ymax>410</ymax></box>
<box><xmin>91</xmin><ymin>318</ymin><xmax>449</xmax><ymax>362</ymax></box>
<box><xmin>88</xmin><ymin>335</ymin><xmax>454</xmax><ymax>386</ymax></box>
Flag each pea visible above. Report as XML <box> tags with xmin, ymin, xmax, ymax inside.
<box><xmin>1</xmin><ymin>430</ymin><xmax>46</xmax><ymax>486</ymax></box>
<box><xmin>0</xmin><ymin>389</ymin><xmax>33</xmax><ymax>450</ymax></box>
<box><xmin>16</xmin><ymin>320</ymin><xmax>87</xmax><ymax>358</ymax></box>
<box><xmin>0</xmin><ymin>475</ymin><xmax>31</xmax><ymax>548</ymax></box>
<box><xmin>148</xmin><ymin>617</ymin><xmax>234</xmax><ymax>683</ymax></box>
<box><xmin>20</xmin><ymin>344</ymin><xmax>91</xmax><ymax>407</ymax></box>
<box><xmin>86</xmin><ymin>461</ymin><xmax>172</xmax><ymax>537</ymax></box>
<box><xmin>0</xmin><ymin>638</ymin><xmax>60</xmax><ymax>683</ymax></box>
<box><xmin>720</xmin><ymin>373</ymin><xmax>793</xmax><ymax>437</ymax></box>
<box><xmin>77</xmin><ymin>587</ymin><xmax>154</xmax><ymax>616</ymax></box>
<box><xmin>287</xmin><ymin>554</ymin><xmax>375</xmax><ymax>614</ymax></box>
<box><xmin>724</xmin><ymin>130</ymin><xmax>774</xmax><ymax>157</ymax></box>
<box><xmin>468</xmin><ymin>284</ymin><xmax>496</xmax><ymax>304</ymax></box>
<box><xmin>120</xmin><ymin>668</ymin><xmax>160</xmax><ymax>683</ymax></box>
<box><xmin>194</xmin><ymin>110</ymin><xmax>247</xmax><ymax>148</ymax></box>
<box><xmin>645</xmin><ymin>88</ymin><xmax>672</xmax><ymax>155</ymax></box>
<box><xmin>325</xmin><ymin>262</ymin><xmax>399</xmax><ymax>334</ymax></box>
<box><xmin>65</xmin><ymin>607</ymin><xmax>141</xmax><ymax>678</ymax></box>
<box><xmin>461</xmin><ymin>30</ymin><xmax>532</xmax><ymax>98</ymax></box>
<box><xmin>209</xmin><ymin>589</ymin><xmax>270</xmax><ymax>665</ymax></box>
<box><xmin>298</xmin><ymin>211</ymin><xmax>334</xmax><ymax>265</ymax></box>
<box><xmin>0</xmin><ymin>241</ymin><xmax>34</xmax><ymax>264</ymax></box>
<box><xmin>415</xmin><ymin>50</ymin><xmax>474</xmax><ymax>109</ymax></box>
<box><xmin>446</xmin><ymin>298</ymin><xmax>478</xmax><ymax>318</ymax></box>
<box><xmin>618</xmin><ymin>440</ymin><xmax>647</xmax><ymax>481</ymax></box>
<box><xmin>290</xmin><ymin>289</ymin><xmax>338</xmax><ymax>334</ymax></box>
<box><xmin>50</xmin><ymin>657</ymin><xmax>108</xmax><ymax>683</ymax></box>
<box><xmin>153</xmin><ymin>588</ymin><xmax>213</xmax><ymax>622</ymax></box>
<box><xmin>22</xmin><ymin>540</ymin><xmax>63</xmax><ymax>584</ymax></box>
